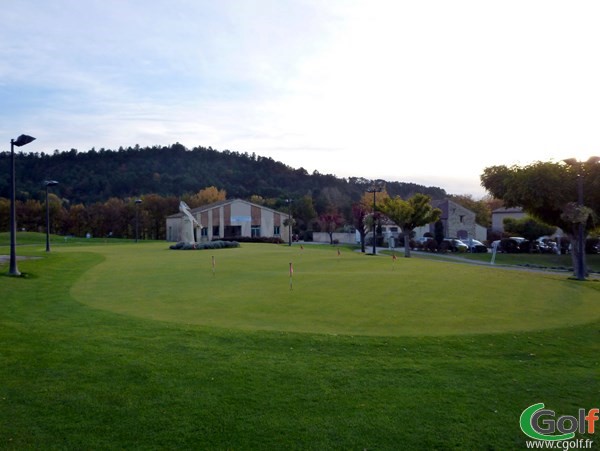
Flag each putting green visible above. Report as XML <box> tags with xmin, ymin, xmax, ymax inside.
<box><xmin>68</xmin><ymin>243</ymin><xmax>600</xmax><ymax>336</ymax></box>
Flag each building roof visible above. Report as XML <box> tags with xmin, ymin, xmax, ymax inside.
<box><xmin>166</xmin><ymin>198</ymin><xmax>287</xmax><ymax>219</ymax></box>
<box><xmin>492</xmin><ymin>207</ymin><xmax>524</xmax><ymax>214</ymax></box>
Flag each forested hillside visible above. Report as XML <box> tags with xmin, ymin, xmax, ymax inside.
<box><xmin>0</xmin><ymin>143</ymin><xmax>450</xmax><ymax>239</ymax></box>
<box><xmin>0</xmin><ymin>143</ymin><xmax>445</xmax><ymax>204</ymax></box>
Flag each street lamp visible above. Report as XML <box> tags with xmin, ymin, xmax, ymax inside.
<box><xmin>135</xmin><ymin>199</ymin><xmax>142</xmax><ymax>242</ymax></box>
<box><xmin>9</xmin><ymin>134</ymin><xmax>36</xmax><ymax>276</ymax></box>
<box><xmin>366</xmin><ymin>185</ymin><xmax>382</xmax><ymax>255</ymax></box>
<box><xmin>44</xmin><ymin>180</ymin><xmax>59</xmax><ymax>252</ymax></box>
<box><xmin>285</xmin><ymin>198</ymin><xmax>293</xmax><ymax>246</ymax></box>
<box><xmin>563</xmin><ymin>156</ymin><xmax>600</xmax><ymax>281</ymax></box>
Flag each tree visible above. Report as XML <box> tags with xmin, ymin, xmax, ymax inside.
<box><xmin>503</xmin><ymin>217</ymin><xmax>556</xmax><ymax>245</ymax></box>
<box><xmin>352</xmin><ymin>203</ymin><xmax>369</xmax><ymax>253</ymax></box>
<box><xmin>63</xmin><ymin>203</ymin><xmax>88</xmax><ymax>237</ymax></box>
<box><xmin>379</xmin><ymin>193</ymin><xmax>442</xmax><ymax>258</ymax></box>
<box><xmin>359</xmin><ymin>189</ymin><xmax>389</xmax><ymax>250</ymax></box>
<box><xmin>292</xmin><ymin>195</ymin><xmax>317</xmax><ymax>239</ymax></box>
<box><xmin>249</xmin><ymin>194</ymin><xmax>265</xmax><ymax>205</ymax></box>
<box><xmin>318</xmin><ymin>211</ymin><xmax>344</xmax><ymax>244</ymax></box>
<box><xmin>481</xmin><ymin>159</ymin><xmax>600</xmax><ymax>277</ymax></box>
<box><xmin>185</xmin><ymin>186</ymin><xmax>226</xmax><ymax>208</ymax></box>
<box><xmin>448</xmin><ymin>194</ymin><xmax>492</xmax><ymax>227</ymax></box>
<box><xmin>434</xmin><ymin>220</ymin><xmax>445</xmax><ymax>246</ymax></box>
<box><xmin>0</xmin><ymin>197</ymin><xmax>9</xmax><ymax>231</ymax></box>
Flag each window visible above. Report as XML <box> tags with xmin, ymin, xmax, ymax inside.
<box><xmin>201</xmin><ymin>227</ymin><xmax>208</xmax><ymax>237</ymax></box>
<box><xmin>274</xmin><ymin>225</ymin><xmax>281</xmax><ymax>236</ymax></box>
<box><xmin>213</xmin><ymin>226</ymin><xmax>219</xmax><ymax>237</ymax></box>
<box><xmin>251</xmin><ymin>225</ymin><xmax>261</xmax><ymax>238</ymax></box>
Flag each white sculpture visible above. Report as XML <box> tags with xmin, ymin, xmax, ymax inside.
<box><xmin>179</xmin><ymin>201</ymin><xmax>200</xmax><ymax>244</ymax></box>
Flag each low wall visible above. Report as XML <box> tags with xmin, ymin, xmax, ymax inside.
<box><xmin>312</xmin><ymin>232</ymin><xmax>357</xmax><ymax>244</ymax></box>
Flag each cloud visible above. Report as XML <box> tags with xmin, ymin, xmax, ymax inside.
<box><xmin>2</xmin><ymin>1</ymin><xmax>600</xmax><ymax>197</ymax></box>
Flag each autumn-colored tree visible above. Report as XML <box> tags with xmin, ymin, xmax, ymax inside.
<box><xmin>45</xmin><ymin>193</ymin><xmax>65</xmax><ymax>236</ymax></box>
<box><xmin>16</xmin><ymin>199</ymin><xmax>43</xmax><ymax>232</ymax></box>
<box><xmin>0</xmin><ymin>197</ymin><xmax>10</xmax><ymax>231</ymax></box>
<box><xmin>142</xmin><ymin>194</ymin><xmax>179</xmax><ymax>240</ymax></box>
<box><xmin>379</xmin><ymin>194</ymin><xmax>442</xmax><ymax>258</ymax></box>
<box><xmin>63</xmin><ymin>203</ymin><xmax>89</xmax><ymax>237</ymax></box>
<box><xmin>359</xmin><ymin>189</ymin><xmax>389</xmax><ymax>250</ymax></box>
<box><xmin>249</xmin><ymin>195</ymin><xmax>265</xmax><ymax>205</ymax></box>
<box><xmin>359</xmin><ymin>189</ymin><xmax>389</xmax><ymax>211</ymax></box>
<box><xmin>185</xmin><ymin>186</ymin><xmax>226</xmax><ymax>208</ymax></box>
<box><xmin>318</xmin><ymin>211</ymin><xmax>344</xmax><ymax>244</ymax></box>
<box><xmin>448</xmin><ymin>194</ymin><xmax>492</xmax><ymax>227</ymax></box>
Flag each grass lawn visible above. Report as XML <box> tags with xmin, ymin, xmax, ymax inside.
<box><xmin>414</xmin><ymin>248</ymin><xmax>600</xmax><ymax>273</ymax></box>
<box><xmin>1</xmin><ymin>235</ymin><xmax>599</xmax><ymax>449</ymax></box>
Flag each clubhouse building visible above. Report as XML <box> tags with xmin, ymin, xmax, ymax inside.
<box><xmin>166</xmin><ymin>198</ymin><xmax>290</xmax><ymax>242</ymax></box>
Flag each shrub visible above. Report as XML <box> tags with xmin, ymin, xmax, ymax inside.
<box><xmin>169</xmin><ymin>241</ymin><xmax>240</xmax><ymax>250</ymax></box>
<box><xmin>438</xmin><ymin>240</ymin><xmax>450</xmax><ymax>253</ymax></box>
<box><xmin>424</xmin><ymin>239</ymin><xmax>438</xmax><ymax>253</ymax></box>
<box><xmin>219</xmin><ymin>236</ymin><xmax>283</xmax><ymax>244</ymax></box>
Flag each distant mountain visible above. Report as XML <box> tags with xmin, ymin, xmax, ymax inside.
<box><xmin>0</xmin><ymin>143</ymin><xmax>446</xmax><ymax>204</ymax></box>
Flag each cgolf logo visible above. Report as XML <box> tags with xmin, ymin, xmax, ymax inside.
<box><xmin>520</xmin><ymin>403</ymin><xmax>598</xmax><ymax>442</ymax></box>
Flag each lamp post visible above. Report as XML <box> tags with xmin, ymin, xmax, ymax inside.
<box><xmin>9</xmin><ymin>134</ymin><xmax>36</xmax><ymax>276</ymax></box>
<box><xmin>44</xmin><ymin>180</ymin><xmax>59</xmax><ymax>252</ymax></box>
<box><xmin>135</xmin><ymin>199</ymin><xmax>142</xmax><ymax>242</ymax></box>
<box><xmin>563</xmin><ymin>156</ymin><xmax>600</xmax><ymax>281</ymax></box>
<box><xmin>366</xmin><ymin>185</ymin><xmax>382</xmax><ymax>255</ymax></box>
<box><xmin>285</xmin><ymin>198</ymin><xmax>293</xmax><ymax>246</ymax></box>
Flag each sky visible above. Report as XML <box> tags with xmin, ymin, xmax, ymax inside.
<box><xmin>2</xmin><ymin>0</ymin><xmax>600</xmax><ymax>198</ymax></box>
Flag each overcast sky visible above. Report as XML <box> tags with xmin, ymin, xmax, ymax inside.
<box><xmin>2</xmin><ymin>1</ymin><xmax>600</xmax><ymax>197</ymax></box>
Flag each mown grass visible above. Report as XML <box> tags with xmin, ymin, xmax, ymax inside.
<box><xmin>0</xmin><ymin>238</ymin><xmax>599</xmax><ymax>449</ymax></box>
<box><xmin>68</xmin><ymin>243</ymin><xmax>600</xmax><ymax>336</ymax></box>
<box><xmin>414</xmin><ymin>248</ymin><xmax>600</xmax><ymax>273</ymax></box>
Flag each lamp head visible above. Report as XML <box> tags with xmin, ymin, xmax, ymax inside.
<box><xmin>44</xmin><ymin>180</ymin><xmax>59</xmax><ymax>187</ymax></box>
<box><xmin>13</xmin><ymin>134</ymin><xmax>36</xmax><ymax>147</ymax></box>
<box><xmin>135</xmin><ymin>199</ymin><xmax>142</xmax><ymax>204</ymax></box>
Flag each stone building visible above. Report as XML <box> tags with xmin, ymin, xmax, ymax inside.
<box><xmin>491</xmin><ymin>207</ymin><xmax>525</xmax><ymax>233</ymax></box>
<box><xmin>414</xmin><ymin>199</ymin><xmax>487</xmax><ymax>241</ymax></box>
<box><xmin>166</xmin><ymin>198</ymin><xmax>290</xmax><ymax>242</ymax></box>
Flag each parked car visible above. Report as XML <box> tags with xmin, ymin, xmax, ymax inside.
<box><xmin>415</xmin><ymin>236</ymin><xmax>434</xmax><ymax>245</ymax></box>
<box><xmin>535</xmin><ymin>238</ymin><xmax>558</xmax><ymax>254</ymax></box>
<box><xmin>443</xmin><ymin>238</ymin><xmax>468</xmax><ymax>253</ymax></box>
<box><xmin>586</xmin><ymin>238</ymin><xmax>600</xmax><ymax>254</ymax></box>
<box><xmin>497</xmin><ymin>237</ymin><xmax>530</xmax><ymax>253</ymax></box>
<box><xmin>464</xmin><ymin>239</ymin><xmax>488</xmax><ymax>253</ymax></box>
